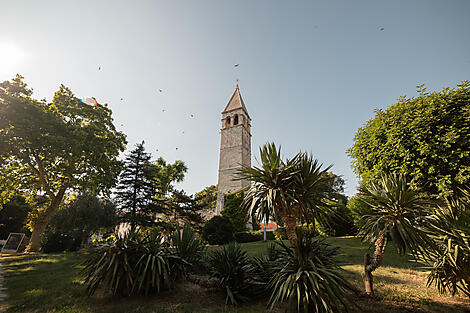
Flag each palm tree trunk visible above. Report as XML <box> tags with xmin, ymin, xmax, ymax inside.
<box><xmin>364</xmin><ymin>232</ymin><xmax>387</xmax><ymax>298</ymax></box>
<box><xmin>279</xmin><ymin>210</ymin><xmax>298</xmax><ymax>254</ymax></box>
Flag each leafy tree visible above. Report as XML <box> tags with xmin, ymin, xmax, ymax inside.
<box><xmin>151</xmin><ymin>157</ymin><xmax>187</xmax><ymax>197</ymax></box>
<box><xmin>0</xmin><ymin>195</ymin><xmax>31</xmax><ymax>239</ymax></box>
<box><xmin>194</xmin><ymin>185</ymin><xmax>217</xmax><ymax>214</ymax></box>
<box><xmin>47</xmin><ymin>194</ymin><xmax>118</xmax><ymax>245</ymax></box>
<box><xmin>115</xmin><ymin>142</ymin><xmax>157</xmax><ymax>230</ymax></box>
<box><xmin>221</xmin><ymin>191</ymin><xmax>247</xmax><ymax>232</ymax></box>
<box><xmin>348</xmin><ymin>81</ymin><xmax>470</xmax><ymax>198</ymax></box>
<box><xmin>0</xmin><ymin>75</ymin><xmax>126</xmax><ymax>251</ymax></box>
<box><xmin>347</xmin><ymin>194</ymin><xmax>373</xmax><ymax>223</ymax></box>
<box><xmin>317</xmin><ymin>173</ymin><xmax>357</xmax><ymax>236</ymax></box>
<box><xmin>357</xmin><ymin>173</ymin><xmax>434</xmax><ymax>298</ymax></box>
<box><xmin>238</xmin><ymin>143</ymin><xmax>334</xmax><ymax>255</ymax></box>
<box><xmin>164</xmin><ymin>190</ymin><xmax>205</xmax><ymax>231</ymax></box>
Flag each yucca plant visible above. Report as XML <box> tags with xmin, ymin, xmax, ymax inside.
<box><xmin>82</xmin><ymin>230</ymin><xmax>142</xmax><ymax>296</ymax></box>
<box><xmin>238</xmin><ymin>142</ymin><xmax>333</xmax><ymax>255</ymax></box>
<box><xmin>208</xmin><ymin>243</ymin><xmax>254</xmax><ymax>305</ymax></box>
<box><xmin>424</xmin><ymin>196</ymin><xmax>470</xmax><ymax>298</ymax></box>
<box><xmin>264</xmin><ymin>232</ymin><xmax>355</xmax><ymax>313</ymax></box>
<box><xmin>357</xmin><ymin>173</ymin><xmax>434</xmax><ymax>297</ymax></box>
<box><xmin>133</xmin><ymin>231</ymin><xmax>179</xmax><ymax>295</ymax></box>
<box><xmin>170</xmin><ymin>224</ymin><xmax>206</xmax><ymax>273</ymax></box>
<box><xmin>82</xmin><ymin>229</ymin><xmax>179</xmax><ymax>297</ymax></box>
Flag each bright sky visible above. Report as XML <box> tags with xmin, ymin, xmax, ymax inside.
<box><xmin>1</xmin><ymin>0</ymin><xmax>469</xmax><ymax>196</ymax></box>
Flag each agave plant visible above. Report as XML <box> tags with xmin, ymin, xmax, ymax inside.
<box><xmin>263</xmin><ymin>232</ymin><xmax>355</xmax><ymax>313</ymax></box>
<box><xmin>207</xmin><ymin>243</ymin><xmax>254</xmax><ymax>305</ymax></box>
<box><xmin>357</xmin><ymin>173</ymin><xmax>434</xmax><ymax>297</ymax></box>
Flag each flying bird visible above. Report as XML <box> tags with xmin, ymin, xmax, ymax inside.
<box><xmin>379</xmin><ymin>27</ymin><xmax>384</xmax><ymax>31</ymax></box>
<box><xmin>162</xmin><ymin>109</ymin><xmax>166</xmax><ymax>112</ymax></box>
<box><xmin>190</xmin><ymin>114</ymin><xmax>194</xmax><ymax>118</ymax></box>
<box><xmin>175</xmin><ymin>147</ymin><xmax>178</xmax><ymax>150</ymax></box>
<box><xmin>98</xmin><ymin>66</ymin><xmax>101</xmax><ymax>70</ymax></box>
<box><xmin>159</xmin><ymin>89</ymin><xmax>163</xmax><ymax>93</ymax></box>
<box><xmin>120</xmin><ymin>98</ymin><xmax>123</xmax><ymax>100</ymax></box>
<box><xmin>234</xmin><ymin>64</ymin><xmax>239</xmax><ymax>67</ymax></box>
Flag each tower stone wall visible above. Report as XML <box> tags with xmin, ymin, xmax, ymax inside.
<box><xmin>215</xmin><ymin>85</ymin><xmax>251</xmax><ymax>214</ymax></box>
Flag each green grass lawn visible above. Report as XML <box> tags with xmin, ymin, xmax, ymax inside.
<box><xmin>1</xmin><ymin>237</ymin><xmax>469</xmax><ymax>313</ymax></box>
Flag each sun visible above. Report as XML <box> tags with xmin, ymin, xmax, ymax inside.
<box><xmin>0</xmin><ymin>42</ymin><xmax>26</xmax><ymax>77</ymax></box>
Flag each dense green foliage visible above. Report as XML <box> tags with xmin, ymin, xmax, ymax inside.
<box><xmin>234</xmin><ymin>231</ymin><xmax>263</xmax><ymax>243</ymax></box>
<box><xmin>41</xmin><ymin>230</ymin><xmax>81</xmax><ymax>253</ymax></box>
<box><xmin>221</xmin><ymin>191</ymin><xmax>247</xmax><ymax>232</ymax></box>
<box><xmin>202</xmin><ymin>216</ymin><xmax>234</xmax><ymax>245</ymax></box>
<box><xmin>115</xmin><ymin>142</ymin><xmax>159</xmax><ymax>229</ymax></box>
<box><xmin>347</xmin><ymin>194</ymin><xmax>373</xmax><ymax>223</ymax></box>
<box><xmin>194</xmin><ymin>184</ymin><xmax>217</xmax><ymax>214</ymax></box>
<box><xmin>318</xmin><ymin>203</ymin><xmax>357</xmax><ymax>237</ymax></box>
<box><xmin>43</xmin><ymin>194</ymin><xmax>118</xmax><ymax>251</ymax></box>
<box><xmin>0</xmin><ymin>75</ymin><xmax>126</xmax><ymax>250</ymax></box>
<box><xmin>0</xmin><ymin>195</ymin><xmax>31</xmax><ymax>239</ymax></box>
<box><xmin>348</xmin><ymin>82</ymin><xmax>470</xmax><ymax>198</ymax></box>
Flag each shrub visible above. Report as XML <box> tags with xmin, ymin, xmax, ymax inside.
<box><xmin>234</xmin><ymin>231</ymin><xmax>263</xmax><ymax>243</ymax></box>
<box><xmin>317</xmin><ymin>204</ymin><xmax>357</xmax><ymax>236</ymax></box>
<box><xmin>208</xmin><ymin>243</ymin><xmax>255</xmax><ymax>305</ymax></box>
<box><xmin>41</xmin><ymin>229</ymin><xmax>81</xmax><ymax>253</ymax></box>
<box><xmin>202</xmin><ymin>216</ymin><xmax>234</xmax><ymax>245</ymax></box>
<box><xmin>82</xmin><ymin>229</ymin><xmax>180</xmax><ymax>296</ymax></box>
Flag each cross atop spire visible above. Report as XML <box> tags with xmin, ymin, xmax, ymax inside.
<box><xmin>223</xmin><ymin>84</ymin><xmax>250</xmax><ymax>118</ymax></box>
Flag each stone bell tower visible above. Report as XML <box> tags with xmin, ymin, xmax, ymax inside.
<box><xmin>215</xmin><ymin>84</ymin><xmax>251</xmax><ymax>214</ymax></box>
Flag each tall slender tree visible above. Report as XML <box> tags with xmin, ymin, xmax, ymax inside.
<box><xmin>115</xmin><ymin>142</ymin><xmax>156</xmax><ymax>230</ymax></box>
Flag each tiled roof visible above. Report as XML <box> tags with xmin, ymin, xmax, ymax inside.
<box><xmin>259</xmin><ymin>222</ymin><xmax>278</xmax><ymax>229</ymax></box>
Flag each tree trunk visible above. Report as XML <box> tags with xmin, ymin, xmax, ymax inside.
<box><xmin>26</xmin><ymin>189</ymin><xmax>66</xmax><ymax>252</ymax></box>
<box><xmin>363</xmin><ymin>232</ymin><xmax>387</xmax><ymax>298</ymax></box>
<box><xmin>279</xmin><ymin>210</ymin><xmax>298</xmax><ymax>255</ymax></box>
<box><xmin>364</xmin><ymin>253</ymin><xmax>374</xmax><ymax>298</ymax></box>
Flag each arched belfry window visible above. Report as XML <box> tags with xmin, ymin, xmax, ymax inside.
<box><xmin>225</xmin><ymin>116</ymin><xmax>231</xmax><ymax>128</ymax></box>
<box><xmin>234</xmin><ymin>114</ymin><xmax>239</xmax><ymax>125</ymax></box>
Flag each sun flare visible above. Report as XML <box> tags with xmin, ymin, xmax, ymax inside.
<box><xmin>0</xmin><ymin>42</ymin><xmax>26</xmax><ymax>77</ymax></box>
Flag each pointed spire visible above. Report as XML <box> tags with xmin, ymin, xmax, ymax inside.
<box><xmin>223</xmin><ymin>84</ymin><xmax>250</xmax><ymax>118</ymax></box>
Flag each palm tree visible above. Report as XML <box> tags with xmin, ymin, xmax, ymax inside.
<box><xmin>238</xmin><ymin>142</ymin><xmax>333</xmax><ymax>254</ymax></box>
<box><xmin>357</xmin><ymin>173</ymin><xmax>434</xmax><ymax>297</ymax></box>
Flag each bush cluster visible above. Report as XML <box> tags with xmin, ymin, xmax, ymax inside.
<box><xmin>202</xmin><ymin>216</ymin><xmax>234</xmax><ymax>245</ymax></box>
<box><xmin>234</xmin><ymin>231</ymin><xmax>263</xmax><ymax>243</ymax></box>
